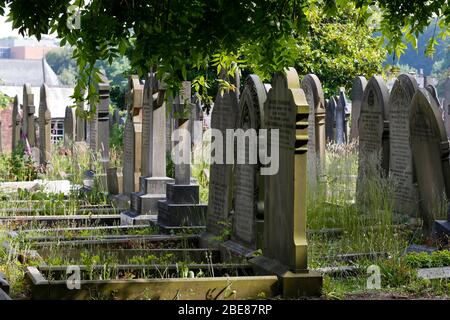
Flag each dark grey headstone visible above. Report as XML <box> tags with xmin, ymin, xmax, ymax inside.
<box><xmin>325</xmin><ymin>97</ymin><xmax>337</xmax><ymax>142</ymax></box>
<box><xmin>350</xmin><ymin>76</ymin><xmax>367</xmax><ymax>141</ymax></box>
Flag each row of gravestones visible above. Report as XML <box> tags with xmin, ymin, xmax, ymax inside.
<box><xmin>116</xmin><ymin>68</ymin><xmax>322</xmax><ymax>296</ymax></box>
<box><xmin>355</xmin><ymin>74</ymin><xmax>450</xmax><ymax>237</ymax></box>
<box><xmin>10</xmin><ymin>78</ymin><xmax>123</xmax><ymax>190</ymax></box>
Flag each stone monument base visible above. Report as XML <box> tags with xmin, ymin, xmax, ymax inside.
<box><xmin>157</xmin><ymin>201</ymin><xmax>207</xmax><ymax>228</ymax></box>
<box><xmin>249</xmin><ymin>255</ymin><xmax>323</xmax><ymax>298</ymax></box>
<box><xmin>120</xmin><ymin>211</ymin><xmax>154</xmax><ymax>226</ymax></box>
<box><xmin>219</xmin><ymin>240</ymin><xmax>257</xmax><ymax>262</ymax></box>
<box><xmin>111</xmin><ymin>194</ymin><xmax>130</xmax><ymax>211</ymax></box>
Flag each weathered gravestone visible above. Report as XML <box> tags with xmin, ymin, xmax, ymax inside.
<box><xmin>249</xmin><ymin>67</ymin><xmax>322</xmax><ymax>298</ymax></box>
<box><xmin>11</xmin><ymin>95</ymin><xmax>20</xmax><ymax>152</ymax></box>
<box><xmin>122</xmin><ymin>113</ymin><xmax>135</xmax><ymax>197</ymax></box>
<box><xmin>350</xmin><ymin>76</ymin><xmax>367</xmax><ymax>141</ymax></box>
<box><xmin>38</xmin><ymin>85</ymin><xmax>52</xmax><ymax>165</ymax></box>
<box><xmin>126</xmin><ymin>75</ymin><xmax>144</xmax><ymax>191</ymax></box>
<box><xmin>200</xmin><ymin>84</ymin><xmax>239</xmax><ymax>247</ymax></box>
<box><xmin>426</xmin><ymin>84</ymin><xmax>440</xmax><ymax>107</ymax></box>
<box><xmin>410</xmin><ymin>88</ymin><xmax>450</xmax><ymax>235</ymax></box>
<box><xmin>389</xmin><ymin>74</ymin><xmax>419</xmax><ymax>217</ymax></box>
<box><xmin>157</xmin><ymin>81</ymin><xmax>207</xmax><ymax>230</ymax></box>
<box><xmin>443</xmin><ymin>78</ymin><xmax>450</xmax><ymax>138</ymax></box>
<box><xmin>336</xmin><ymin>90</ymin><xmax>347</xmax><ymax>144</ymax></box>
<box><xmin>64</xmin><ymin>106</ymin><xmax>75</xmax><ymax>146</ymax></box>
<box><xmin>22</xmin><ymin>84</ymin><xmax>36</xmax><ymax>147</ymax></box>
<box><xmin>121</xmin><ymin>72</ymin><xmax>174</xmax><ymax>224</ymax></box>
<box><xmin>301</xmin><ymin>74</ymin><xmax>326</xmax><ymax>188</ymax></box>
<box><xmin>221</xmin><ymin>75</ymin><xmax>267</xmax><ymax>257</ymax></box>
<box><xmin>356</xmin><ymin>76</ymin><xmax>390</xmax><ymax>204</ymax></box>
<box><xmin>325</xmin><ymin>97</ymin><xmax>337</xmax><ymax>142</ymax></box>
<box><xmin>75</xmin><ymin>100</ymin><xmax>86</xmax><ymax>142</ymax></box>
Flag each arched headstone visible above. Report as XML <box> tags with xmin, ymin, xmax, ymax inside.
<box><xmin>301</xmin><ymin>74</ymin><xmax>326</xmax><ymax>186</ymax></box>
<box><xmin>201</xmin><ymin>84</ymin><xmax>239</xmax><ymax>247</ymax></box>
<box><xmin>410</xmin><ymin>88</ymin><xmax>450</xmax><ymax>233</ymax></box>
<box><xmin>350</xmin><ymin>76</ymin><xmax>367</xmax><ymax>141</ymax></box>
<box><xmin>222</xmin><ymin>74</ymin><xmax>267</xmax><ymax>255</ymax></box>
<box><xmin>389</xmin><ymin>74</ymin><xmax>419</xmax><ymax>217</ymax></box>
<box><xmin>356</xmin><ymin>76</ymin><xmax>390</xmax><ymax>204</ymax></box>
<box><xmin>64</xmin><ymin>106</ymin><xmax>75</xmax><ymax>145</ymax></box>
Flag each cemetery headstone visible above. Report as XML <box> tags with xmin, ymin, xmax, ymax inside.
<box><xmin>350</xmin><ymin>76</ymin><xmax>367</xmax><ymax>141</ymax></box>
<box><xmin>443</xmin><ymin>78</ymin><xmax>450</xmax><ymax>139</ymax></box>
<box><xmin>249</xmin><ymin>67</ymin><xmax>322</xmax><ymax>298</ymax></box>
<box><xmin>336</xmin><ymin>89</ymin><xmax>347</xmax><ymax>144</ymax></box>
<box><xmin>410</xmin><ymin>88</ymin><xmax>450</xmax><ymax>235</ymax></box>
<box><xmin>75</xmin><ymin>100</ymin><xmax>86</xmax><ymax>142</ymax></box>
<box><xmin>389</xmin><ymin>74</ymin><xmax>419</xmax><ymax>217</ymax></box>
<box><xmin>200</xmin><ymin>82</ymin><xmax>239</xmax><ymax>247</ymax></box>
<box><xmin>221</xmin><ymin>75</ymin><xmax>267</xmax><ymax>257</ymax></box>
<box><xmin>22</xmin><ymin>83</ymin><xmax>36</xmax><ymax>147</ymax></box>
<box><xmin>11</xmin><ymin>96</ymin><xmax>20</xmax><ymax>152</ymax></box>
<box><xmin>121</xmin><ymin>72</ymin><xmax>174</xmax><ymax>224</ymax></box>
<box><xmin>325</xmin><ymin>97</ymin><xmax>337</xmax><ymax>142</ymax></box>
<box><xmin>157</xmin><ymin>80</ymin><xmax>207</xmax><ymax>230</ymax></box>
<box><xmin>64</xmin><ymin>106</ymin><xmax>75</xmax><ymax>146</ymax></box>
<box><xmin>122</xmin><ymin>113</ymin><xmax>135</xmax><ymax>197</ymax></box>
<box><xmin>301</xmin><ymin>74</ymin><xmax>326</xmax><ymax>188</ymax></box>
<box><xmin>356</xmin><ymin>75</ymin><xmax>390</xmax><ymax>204</ymax></box>
<box><xmin>38</xmin><ymin>85</ymin><xmax>52</xmax><ymax>165</ymax></box>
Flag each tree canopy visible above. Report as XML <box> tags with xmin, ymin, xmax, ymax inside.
<box><xmin>0</xmin><ymin>0</ymin><xmax>448</xmax><ymax>112</ymax></box>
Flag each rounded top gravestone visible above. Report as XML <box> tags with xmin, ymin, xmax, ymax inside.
<box><xmin>388</xmin><ymin>74</ymin><xmax>418</xmax><ymax>217</ymax></box>
<box><xmin>301</xmin><ymin>74</ymin><xmax>325</xmax><ymax>186</ymax></box>
<box><xmin>356</xmin><ymin>75</ymin><xmax>390</xmax><ymax>205</ymax></box>
<box><xmin>231</xmin><ymin>74</ymin><xmax>267</xmax><ymax>249</ymax></box>
<box><xmin>410</xmin><ymin>88</ymin><xmax>450</xmax><ymax>232</ymax></box>
<box><xmin>350</xmin><ymin>76</ymin><xmax>367</xmax><ymax>141</ymax></box>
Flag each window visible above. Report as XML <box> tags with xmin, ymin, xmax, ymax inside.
<box><xmin>51</xmin><ymin>119</ymin><xmax>64</xmax><ymax>143</ymax></box>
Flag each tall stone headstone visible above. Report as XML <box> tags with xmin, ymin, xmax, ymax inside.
<box><xmin>249</xmin><ymin>67</ymin><xmax>322</xmax><ymax>298</ymax></box>
<box><xmin>336</xmin><ymin>90</ymin><xmax>347</xmax><ymax>144</ymax></box>
<box><xmin>157</xmin><ymin>80</ymin><xmax>207</xmax><ymax>229</ymax></box>
<box><xmin>444</xmin><ymin>78</ymin><xmax>450</xmax><ymax>138</ymax></box>
<box><xmin>64</xmin><ymin>106</ymin><xmax>75</xmax><ymax>146</ymax></box>
<box><xmin>200</xmin><ymin>84</ymin><xmax>239</xmax><ymax>247</ymax></box>
<box><xmin>97</xmin><ymin>76</ymin><xmax>111</xmax><ymax>162</ymax></box>
<box><xmin>75</xmin><ymin>101</ymin><xmax>86</xmax><ymax>142</ymax></box>
<box><xmin>11</xmin><ymin>96</ymin><xmax>20</xmax><ymax>152</ymax></box>
<box><xmin>221</xmin><ymin>75</ymin><xmax>267</xmax><ymax>257</ymax></box>
<box><xmin>301</xmin><ymin>74</ymin><xmax>326</xmax><ymax>187</ymax></box>
<box><xmin>410</xmin><ymin>89</ymin><xmax>450</xmax><ymax>234</ymax></box>
<box><xmin>350</xmin><ymin>76</ymin><xmax>367</xmax><ymax>141</ymax></box>
<box><xmin>325</xmin><ymin>97</ymin><xmax>337</xmax><ymax>142</ymax></box>
<box><xmin>126</xmin><ymin>75</ymin><xmax>144</xmax><ymax>191</ymax></box>
<box><xmin>356</xmin><ymin>76</ymin><xmax>390</xmax><ymax>204</ymax></box>
<box><xmin>38</xmin><ymin>85</ymin><xmax>52</xmax><ymax>165</ymax></box>
<box><xmin>122</xmin><ymin>113</ymin><xmax>135</xmax><ymax>196</ymax></box>
<box><xmin>22</xmin><ymin>84</ymin><xmax>36</xmax><ymax>147</ymax></box>
<box><xmin>389</xmin><ymin>74</ymin><xmax>419</xmax><ymax>217</ymax></box>
<box><xmin>121</xmin><ymin>73</ymin><xmax>175</xmax><ymax>224</ymax></box>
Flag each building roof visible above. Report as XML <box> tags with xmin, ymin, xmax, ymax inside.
<box><xmin>0</xmin><ymin>85</ymin><xmax>74</xmax><ymax>118</ymax></box>
<box><xmin>0</xmin><ymin>58</ymin><xmax>60</xmax><ymax>86</ymax></box>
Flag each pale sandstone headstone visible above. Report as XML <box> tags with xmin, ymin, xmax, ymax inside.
<box><xmin>410</xmin><ymin>88</ymin><xmax>450</xmax><ymax>233</ymax></box>
<box><xmin>356</xmin><ymin>76</ymin><xmax>390</xmax><ymax>204</ymax></box>
<box><xmin>350</xmin><ymin>76</ymin><xmax>367</xmax><ymax>141</ymax></box>
<box><xmin>301</xmin><ymin>74</ymin><xmax>325</xmax><ymax>187</ymax></box>
<box><xmin>389</xmin><ymin>74</ymin><xmax>419</xmax><ymax>217</ymax></box>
